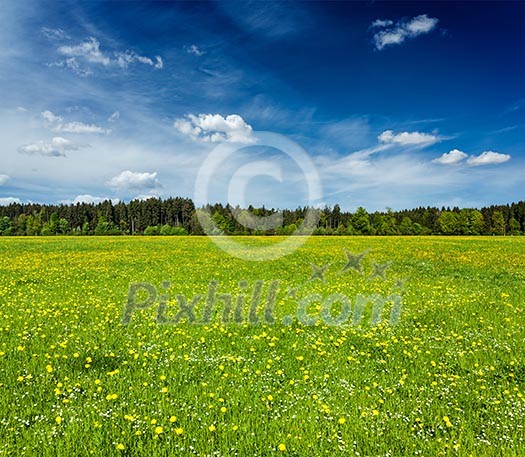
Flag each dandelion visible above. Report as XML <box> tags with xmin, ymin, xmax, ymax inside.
<box><xmin>174</xmin><ymin>427</ymin><xmax>183</xmax><ymax>435</ymax></box>
<box><xmin>55</xmin><ymin>416</ymin><xmax>62</xmax><ymax>425</ymax></box>
<box><xmin>208</xmin><ymin>425</ymin><xmax>216</xmax><ymax>432</ymax></box>
<box><xmin>278</xmin><ymin>443</ymin><xmax>287</xmax><ymax>451</ymax></box>
<box><xmin>338</xmin><ymin>417</ymin><xmax>346</xmax><ymax>425</ymax></box>
<box><xmin>169</xmin><ymin>416</ymin><xmax>177</xmax><ymax>423</ymax></box>
<box><xmin>443</xmin><ymin>416</ymin><xmax>453</xmax><ymax>427</ymax></box>
<box><xmin>154</xmin><ymin>426</ymin><xmax>163</xmax><ymax>435</ymax></box>
<box><xmin>116</xmin><ymin>443</ymin><xmax>125</xmax><ymax>451</ymax></box>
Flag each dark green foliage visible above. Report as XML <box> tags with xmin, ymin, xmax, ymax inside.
<box><xmin>0</xmin><ymin>198</ymin><xmax>524</xmax><ymax>236</ymax></box>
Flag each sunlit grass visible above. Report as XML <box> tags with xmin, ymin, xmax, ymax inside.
<box><xmin>0</xmin><ymin>236</ymin><xmax>524</xmax><ymax>456</ymax></box>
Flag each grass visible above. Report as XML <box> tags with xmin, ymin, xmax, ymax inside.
<box><xmin>0</xmin><ymin>236</ymin><xmax>524</xmax><ymax>456</ymax></box>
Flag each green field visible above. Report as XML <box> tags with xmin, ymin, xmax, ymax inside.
<box><xmin>0</xmin><ymin>236</ymin><xmax>524</xmax><ymax>456</ymax></box>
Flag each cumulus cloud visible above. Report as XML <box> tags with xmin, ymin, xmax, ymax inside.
<box><xmin>17</xmin><ymin>137</ymin><xmax>83</xmax><ymax>157</ymax></box>
<box><xmin>378</xmin><ymin>129</ymin><xmax>439</xmax><ymax>146</ymax></box>
<box><xmin>372</xmin><ymin>14</ymin><xmax>439</xmax><ymax>50</ymax></box>
<box><xmin>41</xmin><ymin>110</ymin><xmax>110</xmax><ymax>134</ymax></box>
<box><xmin>54</xmin><ymin>37</ymin><xmax>163</xmax><ymax>75</ymax></box>
<box><xmin>0</xmin><ymin>174</ymin><xmax>10</xmax><ymax>186</ymax></box>
<box><xmin>467</xmin><ymin>151</ymin><xmax>511</xmax><ymax>166</ymax></box>
<box><xmin>174</xmin><ymin>113</ymin><xmax>256</xmax><ymax>143</ymax></box>
<box><xmin>42</xmin><ymin>110</ymin><xmax>62</xmax><ymax>124</ymax></box>
<box><xmin>0</xmin><ymin>197</ymin><xmax>20</xmax><ymax>206</ymax></box>
<box><xmin>71</xmin><ymin>194</ymin><xmax>118</xmax><ymax>204</ymax></box>
<box><xmin>432</xmin><ymin>149</ymin><xmax>468</xmax><ymax>165</ymax></box>
<box><xmin>185</xmin><ymin>44</ymin><xmax>205</xmax><ymax>56</ymax></box>
<box><xmin>108</xmin><ymin>171</ymin><xmax>161</xmax><ymax>190</ymax></box>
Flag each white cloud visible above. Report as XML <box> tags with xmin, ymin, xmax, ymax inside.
<box><xmin>372</xmin><ymin>14</ymin><xmax>439</xmax><ymax>50</ymax></box>
<box><xmin>108</xmin><ymin>171</ymin><xmax>161</xmax><ymax>190</ymax></box>
<box><xmin>41</xmin><ymin>27</ymin><xmax>69</xmax><ymax>40</ymax></box>
<box><xmin>54</xmin><ymin>37</ymin><xmax>163</xmax><ymax>75</ymax></box>
<box><xmin>432</xmin><ymin>149</ymin><xmax>468</xmax><ymax>165</ymax></box>
<box><xmin>405</xmin><ymin>15</ymin><xmax>439</xmax><ymax>35</ymax></box>
<box><xmin>41</xmin><ymin>110</ymin><xmax>110</xmax><ymax>134</ymax></box>
<box><xmin>371</xmin><ymin>19</ymin><xmax>393</xmax><ymax>28</ymax></box>
<box><xmin>108</xmin><ymin>111</ymin><xmax>120</xmax><ymax>122</ymax></box>
<box><xmin>174</xmin><ymin>113</ymin><xmax>256</xmax><ymax>143</ymax></box>
<box><xmin>378</xmin><ymin>129</ymin><xmax>439</xmax><ymax>146</ymax></box>
<box><xmin>58</xmin><ymin>37</ymin><xmax>111</xmax><ymax>65</ymax></box>
<box><xmin>0</xmin><ymin>197</ymin><xmax>20</xmax><ymax>205</ymax></box>
<box><xmin>56</xmin><ymin>122</ymin><xmax>110</xmax><ymax>134</ymax></box>
<box><xmin>0</xmin><ymin>174</ymin><xmax>10</xmax><ymax>186</ymax></box>
<box><xmin>115</xmin><ymin>51</ymin><xmax>163</xmax><ymax>69</ymax></box>
<box><xmin>185</xmin><ymin>44</ymin><xmax>205</xmax><ymax>56</ymax></box>
<box><xmin>42</xmin><ymin>110</ymin><xmax>62</xmax><ymax>124</ymax></box>
<box><xmin>71</xmin><ymin>194</ymin><xmax>119</xmax><ymax>204</ymax></box>
<box><xmin>17</xmin><ymin>137</ymin><xmax>83</xmax><ymax>157</ymax></box>
<box><xmin>467</xmin><ymin>151</ymin><xmax>511</xmax><ymax>166</ymax></box>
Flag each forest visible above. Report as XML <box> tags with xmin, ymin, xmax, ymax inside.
<box><xmin>0</xmin><ymin>198</ymin><xmax>524</xmax><ymax>236</ymax></box>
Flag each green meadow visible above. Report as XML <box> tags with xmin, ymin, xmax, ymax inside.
<box><xmin>0</xmin><ymin>236</ymin><xmax>524</xmax><ymax>456</ymax></box>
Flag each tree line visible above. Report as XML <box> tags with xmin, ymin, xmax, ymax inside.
<box><xmin>0</xmin><ymin>197</ymin><xmax>524</xmax><ymax>236</ymax></box>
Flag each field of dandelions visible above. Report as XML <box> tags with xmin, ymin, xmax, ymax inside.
<box><xmin>0</xmin><ymin>236</ymin><xmax>524</xmax><ymax>456</ymax></box>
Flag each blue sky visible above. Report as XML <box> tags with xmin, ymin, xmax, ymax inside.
<box><xmin>0</xmin><ymin>0</ymin><xmax>524</xmax><ymax>211</ymax></box>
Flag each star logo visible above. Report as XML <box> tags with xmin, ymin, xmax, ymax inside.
<box><xmin>339</xmin><ymin>248</ymin><xmax>368</xmax><ymax>275</ymax></box>
<box><xmin>309</xmin><ymin>263</ymin><xmax>330</xmax><ymax>282</ymax></box>
<box><xmin>393</xmin><ymin>278</ymin><xmax>407</xmax><ymax>291</ymax></box>
<box><xmin>368</xmin><ymin>261</ymin><xmax>392</xmax><ymax>281</ymax></box>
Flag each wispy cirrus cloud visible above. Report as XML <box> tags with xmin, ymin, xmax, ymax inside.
<box><xmin>108</xmin><ymin>111</ymin><xmax>120</xmax><ymax>122</ymax></box>
<box><xmin>372</xmin><ymin>14</ymin><xmax>439</xmax><ymax>50</ymax></box>
<box><xmin>115</xmin><ymin>50</ymin><xmax>163</xmax><ymax>69</ymax></box>
<box><xmin>185</xmin><ymin>44</ymin><xmax>205</xmax><ymax>57</ymax></box>
<box><xmin>41</xmin><ymin>27</ymin><xmax>69</xmax><ymax>40</ymax></box>
<box><xmin>42</xmin><ymin>110</ymin><xmax>111</xmax><ymax>134</ymax></box>
<box><xmin>52</xmin><ymin>36</ymin><xmax>163</xmax><ymax>76</ymax></box>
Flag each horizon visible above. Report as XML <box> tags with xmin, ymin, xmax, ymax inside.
<box><xmin>1</xmin><ymin>195</ymin><xmax>525</xmax><ymax>215</ymax></box>
<box><xmin>1</xmin><ymin>1</ymin><xmax>524</xmax><ymax>211</ymax></box>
